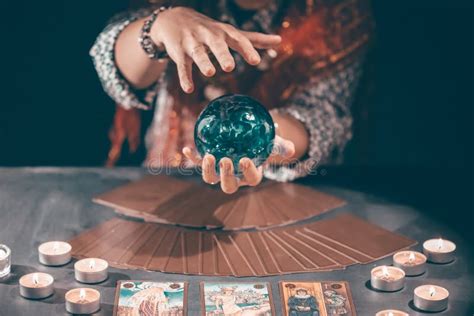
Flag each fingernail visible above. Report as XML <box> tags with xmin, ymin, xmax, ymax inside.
<box><xmin>251</xmin><ymin>54</ymin><xmax>260</xmax><ymax>64</ymax></box>
<box><xmin>184</xmin><ymin>83</ymin><xmax>193</xmax><ymax>93</ymax></box>
<box><xmin>206</xmin><ymin>68</ymin><xmax>215</xmax><ymax>76</ymax></box>
<box><xmin>223</xmin><ymin>63</ymin><xmax>235</xmax><ymax>72</ymax></box>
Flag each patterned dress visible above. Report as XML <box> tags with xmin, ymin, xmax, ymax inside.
<box><xmin>90</xmin><ymin>0</ymin><xmax>373</xmax><ymax>181</ymax></box>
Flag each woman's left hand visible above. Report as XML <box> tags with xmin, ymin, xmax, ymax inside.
<box><xmin>182</xmin><ymin>135</ymin><xmax>295</xmax><ymax>194</ymax></box>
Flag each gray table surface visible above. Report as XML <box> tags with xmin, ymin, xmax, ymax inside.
<box><xmin>0</xmin><ymin>167</ymin><xmax>472</xmax><ymax>316</ymax></box>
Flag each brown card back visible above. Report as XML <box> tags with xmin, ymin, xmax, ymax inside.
<box><xmin>70</xmin><ymin>214</ymin><xmax>415</xmax><ymax>277</ymax></box>
<box><xmin>93</xmin><ymin>175</ymin><xmax>346</xmax><ymax>230</ymax></box>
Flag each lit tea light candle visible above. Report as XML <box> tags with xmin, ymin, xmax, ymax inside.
<box><xmin>393</xmin><ymin>250</ymin><xmax>427</xmax><ymax>276</ymax></box>
<box><xmin>74</xmin><ymin>258</ymin><xmax>108</xmax><ymax>284</ymax></box>
<box><xmin>414</xmin><ymin>285</ymin><xmax>449</xmax><ymax>312</ymax></box>
<box><xmin>423</xmin><ymin>238</ymin><xmax>456</xmax><ymax>263</ymax></box>
<box><xmin>38</xmin><ymin>241</ymin><xmax>72</xmax><ymax>266</ymax></box>
<box><xmin>375</xmin><ymin>310</ymin><xmax>409</xmax><ymax>316</ymax></box>
<box><xmin>65</xmin><ymin>288</ymin><xmax>101</xmax><ymax>314</ymax></box>
<box><xmin>19</xmin><ymin>272</ymin><xmax>54</xmax><ymax>299</ymax></box>
<box><xmin>0</xmin><ymin>244</ymin><xmax>11</xmax><ymax>279</ymax></box>
<box><xmin>370</xmin><ymin>266</ymin><xmax>405</xmax><ymax>292</ymax></box>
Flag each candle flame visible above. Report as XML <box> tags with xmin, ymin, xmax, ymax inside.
<box><xmin>79</xmin><ymin>289</ymin><xmax>86</xmax><ymax>299</ymax></box>
<box><xmin>33</xmin><ymin>273</ymin><xmax>39</xmax><ymax>285</ymax></box>
<box><xmin>388</xmin><ymin>313</ymin><xmax>394</xmax><ymax>316</ymax></box>
<box><xmin>53</xmin><ymin>242</ymin><xmax>59</xmax><ymax>252</ymax></box>
<box><xmin>382</xmin><ymin>266</ymin><xmax>389</xmax><ymax>277</ymax></box>
<box><xmin>89</xmin><ymin>259</ymin><xmax>95</xmax><ymax>269</ymax></box>
<box><xmin>409</xmin><ymin>252</ymin><xmax>416</xmax><ymax>262</ymax></box>
<box><xmin>429</xmin><ymin>286</ymin><xmax>436</xmax><ymax>297</ymax></box>
<box><xmin>437</xmin><ymin>238</ymin><xmax>444</xmax><ymax>250</ymax></box>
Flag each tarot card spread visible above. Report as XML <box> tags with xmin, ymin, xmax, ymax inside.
<box><xmin>70</xmin><ymin>214</ymin><xmax>416</xmax><ymax>277</ymax></box>
<box><xmin>201</xmin><ymin>282</ymin><xmax>274</xmax><ymax>316</ymax></box>
<box><xmin>93</xmin><ymin>175</ymin><xmax>345</xmax><ymax>230</ymax></box>
<box><xmin>113</xmin><ymin>281</ymin><xmax>187</xmax><ymax>316</ymax></box>
<box><xmin>279</xmin><ymin>281</ymin><xmax>356</xmax><ymax>316</ymax></box>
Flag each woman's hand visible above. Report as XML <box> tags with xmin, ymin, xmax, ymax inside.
<box><xmin>182</xmin><ymin>136</ymin><xmax>295</xmax><ymax>194</ymax></box>
<box><xmin>152</xmin><ymin>7</ymin><xmax>281</xmax><ymax>93</ymax></box>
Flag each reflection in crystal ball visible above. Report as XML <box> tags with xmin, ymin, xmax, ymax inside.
<box><xmin>194</xmin><ymin>94</ymin><xmax>275</xmax><ymax>173</ymax></box>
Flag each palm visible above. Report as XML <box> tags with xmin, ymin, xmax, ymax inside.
<box><xmin>183</xmin><ymin>135</ymin><xmax>295</xmax><ymax>194</ymax></box>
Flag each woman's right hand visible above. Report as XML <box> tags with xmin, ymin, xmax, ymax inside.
<box><xmin>151</xmin><ymin>7</ymin><xmax>281</xmax><ymax>93</ymax></box>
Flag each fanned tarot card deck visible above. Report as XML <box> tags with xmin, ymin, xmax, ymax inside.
<box><xmin>70</xmin><ymin>213</ymin><xmax>416</xmax><ymax>277</ymax></box>
<box><xmin>93</xmin><ymin>175</ymin><xmax>345</xmax><ymax>230</ymax></box>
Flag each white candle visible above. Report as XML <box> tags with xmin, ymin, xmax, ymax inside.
<box><xmin>414</xmin><ymin>285</ymin><xmax>449</xmax><ymax>312</ymax></box>
<box><xmin>65</xmin><ymin>288</ymin><xmax>101</xmax><ymax>314</ymax></box>
<box><xmin>19</xmin><ymin>272</ymin><xmax>54</xmax><ymax>299</ymax></box>
<box><xmin>375</xmin><ymin>310</ymin><xmax>409</xmax><ymax>316</ymax></box>
<box><xmin>74</xmin><ymin>258</ymin><xmax>108</xmax><ymax>284</ymax></box>
<box><xmin>423</xmin><ymin>238</ymin><xmax>456</xmax><ymax>263</ymax></box>
<box><xmin>38</xmin><ymin>241</ymin><xmax>72</xmax><ymax>266</ymax></box>
<box><xmin>393</xmin><ymin>250</ymin><xmax>427</xmax><ymax>276</ymax></box>
<box><xmin>0</xmin><ymin>244</ymin><xmax>11</xmax><ymax>279</ymax></box>
<box><xmin>370</xmin><ymin>266</ymin><xmax>405</xmax><ymax>292</ymax></box>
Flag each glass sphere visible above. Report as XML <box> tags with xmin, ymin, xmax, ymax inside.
<box><xmin>194</xmin><ymin>94</ymin><xmax>275</xmax><ymax>173</ymax></box>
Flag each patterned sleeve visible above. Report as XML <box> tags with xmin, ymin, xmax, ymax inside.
<box><xmin>90</xmin><ymin>6</ymin><xmax>163</xmax><ymax>110</ymax></box>
<box><xmin>263</xmin><ymin>59</ymin><xmax>363</xmax><ymax>182</ymax></box>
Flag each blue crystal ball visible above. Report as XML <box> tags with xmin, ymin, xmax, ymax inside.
<box><xmin>194</xmin><ymin>94</ymin><xmax>275</xmax><ymax>173</ymax></box>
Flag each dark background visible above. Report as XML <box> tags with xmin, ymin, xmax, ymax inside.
<box><xmin>2</xmin><ymin>1</ymin><xmax>473</xmax><ymax>239</ymax></box>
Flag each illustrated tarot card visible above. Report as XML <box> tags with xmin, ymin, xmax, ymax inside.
<box><xmin>113</xmin><ymin>281</ymin><xmax>187</xmax><ymax>316</ymax></box>
<box><xmin>279</xmin><ymin>281</ymin><xmax>356</xmax><ymax>316</ymax></box>
<box><xmin>200</xmin><ymin>282</ymin><xmax>275</xmax><ymax>316</ymax></box>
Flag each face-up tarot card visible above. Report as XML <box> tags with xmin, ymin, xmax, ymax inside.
<box><xmin>113</xmin><ymin>281</ymin><xmax>187</xmax><ymax>316</ymax></box>
<box><xmin>201</xmin><ymin>282</ymin><xmax>275</xmax><ymax>316</ymax></box>
<box><xmin>279</xmin><ymin>281</ymin><xmax>356</xmax><ymax>316</ymax></box>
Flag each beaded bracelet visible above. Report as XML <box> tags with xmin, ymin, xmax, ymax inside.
<box><xmin>139</xmin><ymin>6</ymin><xmax>170</xmax><ymax>60</ymax></box>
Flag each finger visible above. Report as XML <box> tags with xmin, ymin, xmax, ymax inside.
<box><xmin>176</xmin><ymin>57</ymin><xmax>194</xmax><ymax>93</ymax></box>
<box><xmin>202</xmin><ymin>154</ymin><xmax>220</xmax><ymax>184</ymax></box>
<box><xmin>241</xmin><ymin>31</ymin><xmax>282</xmax><ymax>49</ymax></box>
<box><xmin>166</xmin><ymin>44</ymin><xmax>194</xmax><ymax>93</ymax></box>
<box><xmin>185</xmin><ymin>41</ymin><xmax>216</xmax><ymax>77</ymax></box>
<box><xmin>225</xmin><ymin>30</ymin><xmax>261</xmax><ymax>65</ymax></box>
<box><xmin>219</xmin><ymin>158</ymin><xmax>239</xmax><ymax>194</ymax></box>
<box><xmin>239</xmin><ymin>158</ymin><xmax>263</xmax><ymax>186</ymax></box>
<box><xmin>206</xmin><ymin>38</ymin><xmax>235</xmax><ymax>72</ymax></box>
<box><xmin>272</xmin><ymin>136</ymin><xmax>296</xmax><ymax>158</ymax></box>
<box><xmin>182</xmin><ymin>147</ymin><xmax>202</xmax><ymax>165</ymax></box>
